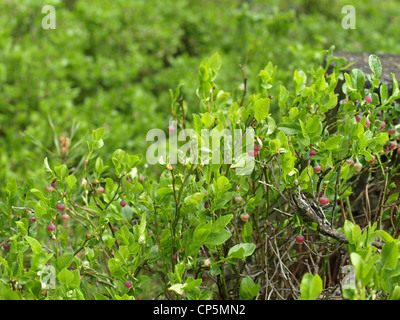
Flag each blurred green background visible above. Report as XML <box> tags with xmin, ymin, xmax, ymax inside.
<box><xmin>1</xmin><ymin>0</ymin><xmax>399</xmax><ymax>193</ymax></box>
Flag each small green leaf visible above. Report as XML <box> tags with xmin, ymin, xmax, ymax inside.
<box><xmin>299</xmin><ymin>273</ymin><xmax>322</xmax><ymax>300</ymax></box>
<box><xmin>254</xmin><ymin>98</ymin><xmax>270</xmax><ymax>122</ymax></box>
<box><xmin>25</xmin><ymin>236</ymin><xmax>43</xmax><ymax>255</ymax></box>
<box><xmin>343</xmin><ymin>220</ymin><xmax>355</xmax><ymax>244</ymax></box>
<box><xmin>30</xmin><ymin>189</ymin><xmax>50</xmax><ymax>205</ymax></box>
<box><xmin>212</xmin><ymin>214</ymin><xmax>233</xmax><ymax>233</ymax></box>
<box><xmin>94</xmin><ymin>293</ymin><xmax>108</xmax><ymax>300</ymax></box>
<box><xmin>205</xmin><ymin>230</ymin><xmax>231</xmax><ymax>246</ymax></box>
<box><xmin>44</xmin><ymin>157</ymin><xmax>54</xmax><ymax>175</ymax></box>
<box><xmin>6</xmin><ymin>179</ymin><xmax>17</xmax><ymax>199</ymax></box>
<box><xmin>66</xmin><ymin>175</ymin><xmax>77</xmax><ymax>191</ymax></box>
<box><xmin>381</xmin><ymin>242</ymin><xmax>398</xmax><ymax>270</ymax></box>
<box><xmin>241</xmin><ymin>221</ymin><xmax>253</xmax><ymax>243</ymax></box>
<box><xmin>350</xmin><ymin>252</ymin><xmax>363</xmax><ymax>280</ymax></box>
<box><xmin>350</xmin><ymin>69</ymin><xmax>365</xmax><ymax>91</ymax></box>
<box><xmin>239</xmin><ymin>276</ymin><xmax>260</xmax><ymax>300</ymax></box>
<box><xmin>157</xmin><ymin>187</ymin><xmax>174</xmax><ymax>197</ymax></box>
<box><xmin>108</xmin><ymin>258</ymin><xmax>125</xmax><ymax>279</ymax></box>
<box><xmin>184</xmin><ymin>277</ymin><xmax>202</xmax><ymax>292</ymax></box>
<box><xmin>54</xmin><ymin>164</ymin><xmax>69</xmax><ymax>181</ymax></box>
<box><xmin>0</xmin><ymin>256</ymin><xmax>9</xmax><ymax>269</ymax></box>
<box><xmin>92</xmin><ymin>127</ymin><xmax>105</xmax><ymax>141</ymax></box>
<box><xmin>324</xmin><ymin>135</ymin><xmax>343</xmax><ymax>150</ymax></box>
<box><xmin>376</xmin><ymin>230</ymin><xmax>394</xmax><ymax>243</ymax></box>
<box><xmin>70</xmin><ymin>270</ymin><xmax>81</xmax><ymax>289</ymax></box>
<box><xmin>269</xmin><ymin>139</ymin><xmax>281</xmax><ymax>153</ymax></box>
<box><xmin>278</xmin><ymin>85</ymin><xmax>289</xmax><ymax>110</ymax></box>
<box><xmin>193</xmin><ymin>223</ymin><xmax>212</xmax><ymax>245</ymax></box>
<box><xmin>227</xmin><ymin>243</ymin><xmax>256</xmax><ymax>260</ymax></box>
<box><xmin>0</xmin><ymin>283</ymin><xmax>20</xmax><ymax>300</ymax></box>
<box><xmin>58</xmin><ymin>268</ymin><xmax>74</xmax><ymax>286</ymax></box>
<box><xmin>369</xmin><ymin>54</ymin><xmax>382</xmax><ymax>78</ymax></box>
<box><xmin>380</xmin><ymin>83</ymin><xmax>388</xmax><ymax>103</ymax></box>
<box><xmin>169</xmin><ymin>283</ymin><xmax>186</xmax><ymax>295</ymax></box>
<box><xmin>390</xmin><ymin>286</ymin><xmax>400</xmax><ymax>300</ymax></box>
<box><xmin>277</xmin><ymin>122</ymin><xmax>301</xmax><ymax>135</ymax></box>
<box><xmin>57</xmin><ymin>254</ymin><xmax>74</xmax><ymax>271</ymax></box>
<box><xmin>201</xmin><ymin>112</ymin><xmax>214</xmax><ymax>128</ymax></box>
<box><xmin>385</xmin><ymin>192</ymin><xmax>399</xmax><ymax>205</ymax></box>
<box><xmin>351</xmin><ymin>224</ymin><xmax>362</xmax><ymax>243</ymax></box>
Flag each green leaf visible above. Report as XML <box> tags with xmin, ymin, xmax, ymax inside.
<box><xmin>116</xmin><ymin>245</ymin><xmax>129</xmax><ymax>261</ymax></box>
<box><xmin>120</xmin><ymin>205</ymin><xmax>134</xmax><ymax>223</ymax></box>
<box><xmin>193</xmin><ymin>223</ymin><xmax>212</xmax><ymax>245</ymax></box>
<box><xmin>157</xmin><ymin>187</ymin><xmax>174</xmax><ymax>197</ymax></box>
<box><xmin>66</xmin><ymin>175</ymin><xmax>77</xmax><ymax>191</ymax></box>
<box><xmin>350</xmin><ymin>69</ymin><xmax>365</xmax><ymax>91</ymax></box>
<box><xmin>205</xmin><ymin>230</ymin><xmax>231</xmax><ymax>246</ymax></box>
<box><xmin>16</xmin><ymin>218</ymin><xmax>29</xmax><ymax>234</ymax></box>
<box><xmin>0</xmin><ymin>283</ymin><xmax>19</xmax><ymax>300</ymax></box>
<box><xmin>390</xmin><ymin>286</ymin><xmax>400</xmax><ymax>300</ymax></box>
<box><xmin>267</xmin><ymin>116</ymin><xmax>276</xmax><ymax>134</ymax></box>
<box><xmin>56</xmin><ymin>254</ymin><xmax>74</xmax><ymax>271</ymax></box>
<box><xmin>31</xmin><ymin>252</ymin><xmax>53</xmax><ymax>271</ymax></box>
<box><xmin>193</xmin><ymin>114</ymin><xmax>203</xmax><ymax>135</ymax></box>
<box><xmin>350</xmin><ymin>252</ymin><xmax>363</xmax><ymax>281</ymax></box>
<box><xmin>239</xmin><ymin>276</ymin><xmax>260</xmax><ymax>300</ymax></box>
<box><xmin>30</xmin><ymin>189</ymin><xmax>50</xmax><ymax>205</ymax></box>
<box><xmin>201</xmin><ymin>112</ymin><xmax>214</xmax><ymax>128</ymax></box>
<box><xmin>112</xmin><ymin>149</ymin><xmax>127</xmax><ymax>171</ymax></box>
<box><xmin>376</xmin><ymin>230</ymin><xmax>395</xmax><ymax>243</ymax></box>
<box><xmin>343</xmin><ymin>220</ymin><xmax>355</xmax><ymax>244</ymax></box>
<box><xmin>298</xmin><ymin>273</ymin><xmax>322</xmax><ymax>300</ymax></box>
<box><xmin>92</xmin><ymin>127</ymin><xmax>105</xmax><ymax>141</ymax></box>
<box><xmin>70</xmin><ymin>270</ymin><xmax>81</xmax><ymax>289</ymax></box>
<box><xmin>95</xmin><ymin>157</ymin><xmax>107</xmax><ymax>175</ymax></box>
<box><xmin>58</xmin><ymin>268</ymin><xmax>74</xmax><ymax>286</ymax></box>
<box><xmin>380</xmin><ymin>83</ymin><xmax>389</xmax><ymax>104</ymax></box>
<box><xmin>208</xmin><ymin>52</ymin><xmax>222</xmax><ymax>72</ymax></box>
<box><xmin>137</xmin><ymin>212</ymin><xmax>147</xmax><ymax>245</ymax></box>
<box><xmin>116</xmin><ymin>225</ymin><xmax>135</xmax><ymax>246</ymax></box>
<box><xmin>324</xmin><ymin>135</ymin><xmax>344</xmax><ymax>150</ymax></box>
<box><xmin>227</xmin><ymin>243</ymin><xmax>256</xmax><ymax>260</ymax></box>
<box><xmin>344</xmin><ymin>73</ymin><xmax>355</xmax><ymax>90</ymax></box>
<box><xmin>94</xmin><ymin>293</ymin><xmax>108</xmax><ymax>300</ymax></box>
<box><xmin>128</xmin><ymin>154</ymin><xmax>141</xmax><ymax>168</ymax></box>
<box><xmin>294</xmin><ymin>70</ymin><xmax>307</xmax><ymax>94</ymax></box>
<box><xmin>351</xmin><ymin>224</ymin><xmax>362</xmax><ymax>244</ymax></box>
<box><xmin>216</xmin><ymin>176</ymin><xmax>230</xmax><ymax>192</ymax></box>
<box><xmin>269</xmin><ymin>139</ymin><xmax>281</xmax><ymax>153</ymax></box>
<box><xmin>386</xmin><ymin>192</ymin><xmax>399</xmax><ymax>205</ymax></box>
<box><xmin>25</xmin><ymin>236</ymin><xmax>43</xmax><ymax>255</ymax></box>
<box><xmin>277</xmin><ymin>122</ymin><xmax>301</xmax><ymax>135</ymax></box>
<box><xmin>381</xmin><ymin>242</ymin><xmax>398</xmax><ymax>270</ymax></box>
<box><xmin>212</xmin><ymin>214</ymin><xmax>233</xmax><ymax>233</ymax></box>
<box><xmin>254</xmin><ymin>98</ymin><xmax>270</xmax><ymax>122</ymax></box>
<box><xmin>44</xmin><ymin>157</ymin><xmax>54</xmax><ymax>175</ymax></box>
<box><xmin>169</xmin><ymin>283</ymin><xmax>186</xmax><ymax>295</ymax></box>
<box><xmin>369</xmin><ymin>54</ymin><xmax>382</xmax><ymax>78</ymax></box>
<box><xmin>278</xmin><ymin>85</ymin><xmax>289</xmax><ymax>110</ymax></box>
<box><xmin>108</xmin><ymin>258</ymin><xmax>125</xmax><ymax>279</ymax></box>
<box><xmin>54</xmin><ymin>164</ymin><xmax>69</xmax><ymax>181</ymax></box>
<box><xmin>241</xmin><ymin>221</ymin><xmax>253</xmax><ymax>243</ymax></box>
<box><xmin>0</xmin><ymin>201</ymin><xmax>9</xmax><ymax>217</ymax></box>
<box><xmin>184</xmin><ymin>277</ymin><xmax>202</xmax><ymax>292</ymax></box>
<box><xmin>0</xmin><ymin>256</ymin><xmax>8</xmax><ymax>269</ymax></box>
<box><xmin>6</xmin><ymin>179</ymin><xmax>17</xmax><ymax>199</ymax></box>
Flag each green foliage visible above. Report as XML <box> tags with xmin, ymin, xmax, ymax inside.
<box><xmin>2</xmin><ymin>0</ymin><xmax>400</xmax><ymax>301</ymax></box>
<box><xmin>343</xmin><ymin>221</ymin><xmax>400</xmax><ymax>300</ymax></box>
<box><xmin>299</xmin><ymin>273</ymin><xmax>323</xmax><ymax>300</ymax></box>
